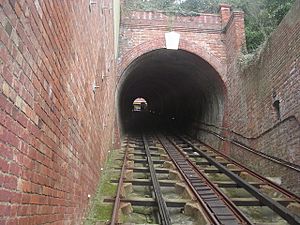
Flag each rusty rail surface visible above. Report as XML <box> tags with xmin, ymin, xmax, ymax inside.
<box><xmin>142</xmin><ymin>135</ymin><xmax>172</xmax><ymax>225</ymax></box>
<box><xmin>186</xmin><ymin>134</ymin><xmax>300</xmax><ymax>202</ymax></box>
<box><xmin>110</xmin><ymin>133</ymin><xmax>300</xmax><ymax>225</ymax></box>
<box><xmin>178</xmin><ymin>135</ymin><xmax>300</xmax><ymax>225</ymax></box>
<box><xmin>198</xmin><ymin>127</ymin><xmax>300</xmax><ymax>172</ymax></box>
<box><xmin>111</xmin><ymin>137</ymin><xmax>130</xmax><ymax>225</ymax></box>
<box><xmin>158</xmin><ymin>134</ymin><xmax>253</xmax><ymax>225</ymax></box>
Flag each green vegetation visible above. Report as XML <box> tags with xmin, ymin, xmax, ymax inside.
<box><xmin>84</xmin><ymin>150</ymin><xmax>120</xmax><ymax>225</ymax></box>
<box><xmin>89</xmin><ymin>204</ymin><xmax>113</xmax><ymax>222</ymax></box>
<box><xmin>229</xmin><ymin>0</ymin><xmax>295</xmax><ymax>52</ymax></box>
<box><xmin>122</xmin><ymin>206</ymin><xmax>156</xmax><ymax>224</ymax></box>
<box><xmin>124</xmin><ymin>0</ymin><xmax>295</xmax><ymax>52</ymax></box>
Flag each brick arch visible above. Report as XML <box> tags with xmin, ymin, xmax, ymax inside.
<box><xmin>118</xmin><ymin>37</ymin><xmax>227</xmax><ymax>82</ymax></box>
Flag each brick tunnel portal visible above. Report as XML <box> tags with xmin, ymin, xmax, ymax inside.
<box><xmin>117</xmin><ymin>49</ymin><xmax>226</xmax><ymax>134</ymax></box>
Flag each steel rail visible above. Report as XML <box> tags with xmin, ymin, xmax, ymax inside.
<box><xmin>186</xmin><ymin>134</ymin><xmax>300</xmax><ymax>202</ymax></box>
<box><xmin>199</xmin><ymin>128</ymin><xmax>300</xmax><ymax>172</ymax></box>
<box><xmin>111</xmin><ymin>137</ymin><xmax>130</xmax><ymax>225</ymax></box>
<box><xmin>167</xmin><ymin>135</ymin><xmax>253</xmax><ymax>225</ymax></box>
<box><xmin>157</xmin><ymin>135</ymin><xmax>221</xmax><ymax>225</ymax></box>
<box><xmin>142</xmin><ymin>135</ymin><xmax>172</xmax><ymax>225</ymax></box>
<box><xmin>179</xmin><ymin>136</ymin><xmax>300</xmax><ymax>225</ymax></box>
<box><xmin>158</xmin><ymin>134</ymin><xmax>253</xmax><ymax>225</ymax></box>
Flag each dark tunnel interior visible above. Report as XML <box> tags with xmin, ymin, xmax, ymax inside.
<box><xmin>117</xmin><ymin>49</ymin><xmax>226</xmax><ymax>134</ymax></box>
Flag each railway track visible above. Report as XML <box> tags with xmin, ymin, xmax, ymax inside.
<box><xmin>110</xmin><ymin>135</ymin><xmax>130</xmax><ymax>225</ymax></box>
<box><xmin>109</xmin><ymin>133</ymin><xmax>300</xmax><ymax>225</ymax></box>
<box><xmin>158</xmin><ymin>134</ymin><xmax>252</xmax><ymax>225</ymax></box>
<box><xmin>167</xmin><ymin>134</ymin><xmax>300</xmax><ymax>224</ymax></box>
<box><xmin>111</xmin><ymin>135</ymin><xmax>174</xmax><ymax>225</ymax></box>
<box><xmin>143</xmin><ymin>135</ymin><xmax>172</xmax><ymax>225</ymax></box>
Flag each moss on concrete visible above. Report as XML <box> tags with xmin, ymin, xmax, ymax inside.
<box><xmin>92</xmin><ymin>203</ymin><xmax>113</xmax><ymax>221</ymax></box>
<box><xmin>122</xmin><ymin>206</ymin><xmax>156</xmax><ymax>224</ymax></box>
<box><xmin>84</xmin><ymin>149</ymin><xmax>122</xmax><ymax>225</ymax></box>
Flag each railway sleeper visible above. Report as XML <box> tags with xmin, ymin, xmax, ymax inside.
<box><xmin>178</xmin><ymin>135</ymin><xmax>300</xmax><ymax>224</ymax></box>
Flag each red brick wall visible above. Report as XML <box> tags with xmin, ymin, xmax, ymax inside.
<box><xmin>226</xmin><ymin>0</ymin><xmax>300</xmax><ymax>165</ymax></box>
<box><xmin>119</xmin><ymin>9</ymin><xmax>228</xmax><ymax>66</ymax></box>
<box><xmin>0</xmin><ymin>0</ymin><xmax>117</xmax><ymax>224</ymax></box>
<box><xmin>118</xmin><ymin>6</ymin><xmax>245</xmax><ymax>103</ymax></box>
<box><xmin>117</xmin><ymin>6</ymin><xmax>244</xmax><ymax>136</ymax></box>
<box><xmin>197</xmin><ymin>0</ymin><xmax>300</xmax><ymax>193</ymax></box>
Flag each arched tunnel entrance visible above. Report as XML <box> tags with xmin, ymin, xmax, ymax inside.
<box><xmin>117</xmin><ymin>49</ymin><xmax>226</xmax><ymax>134</ymax></box>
